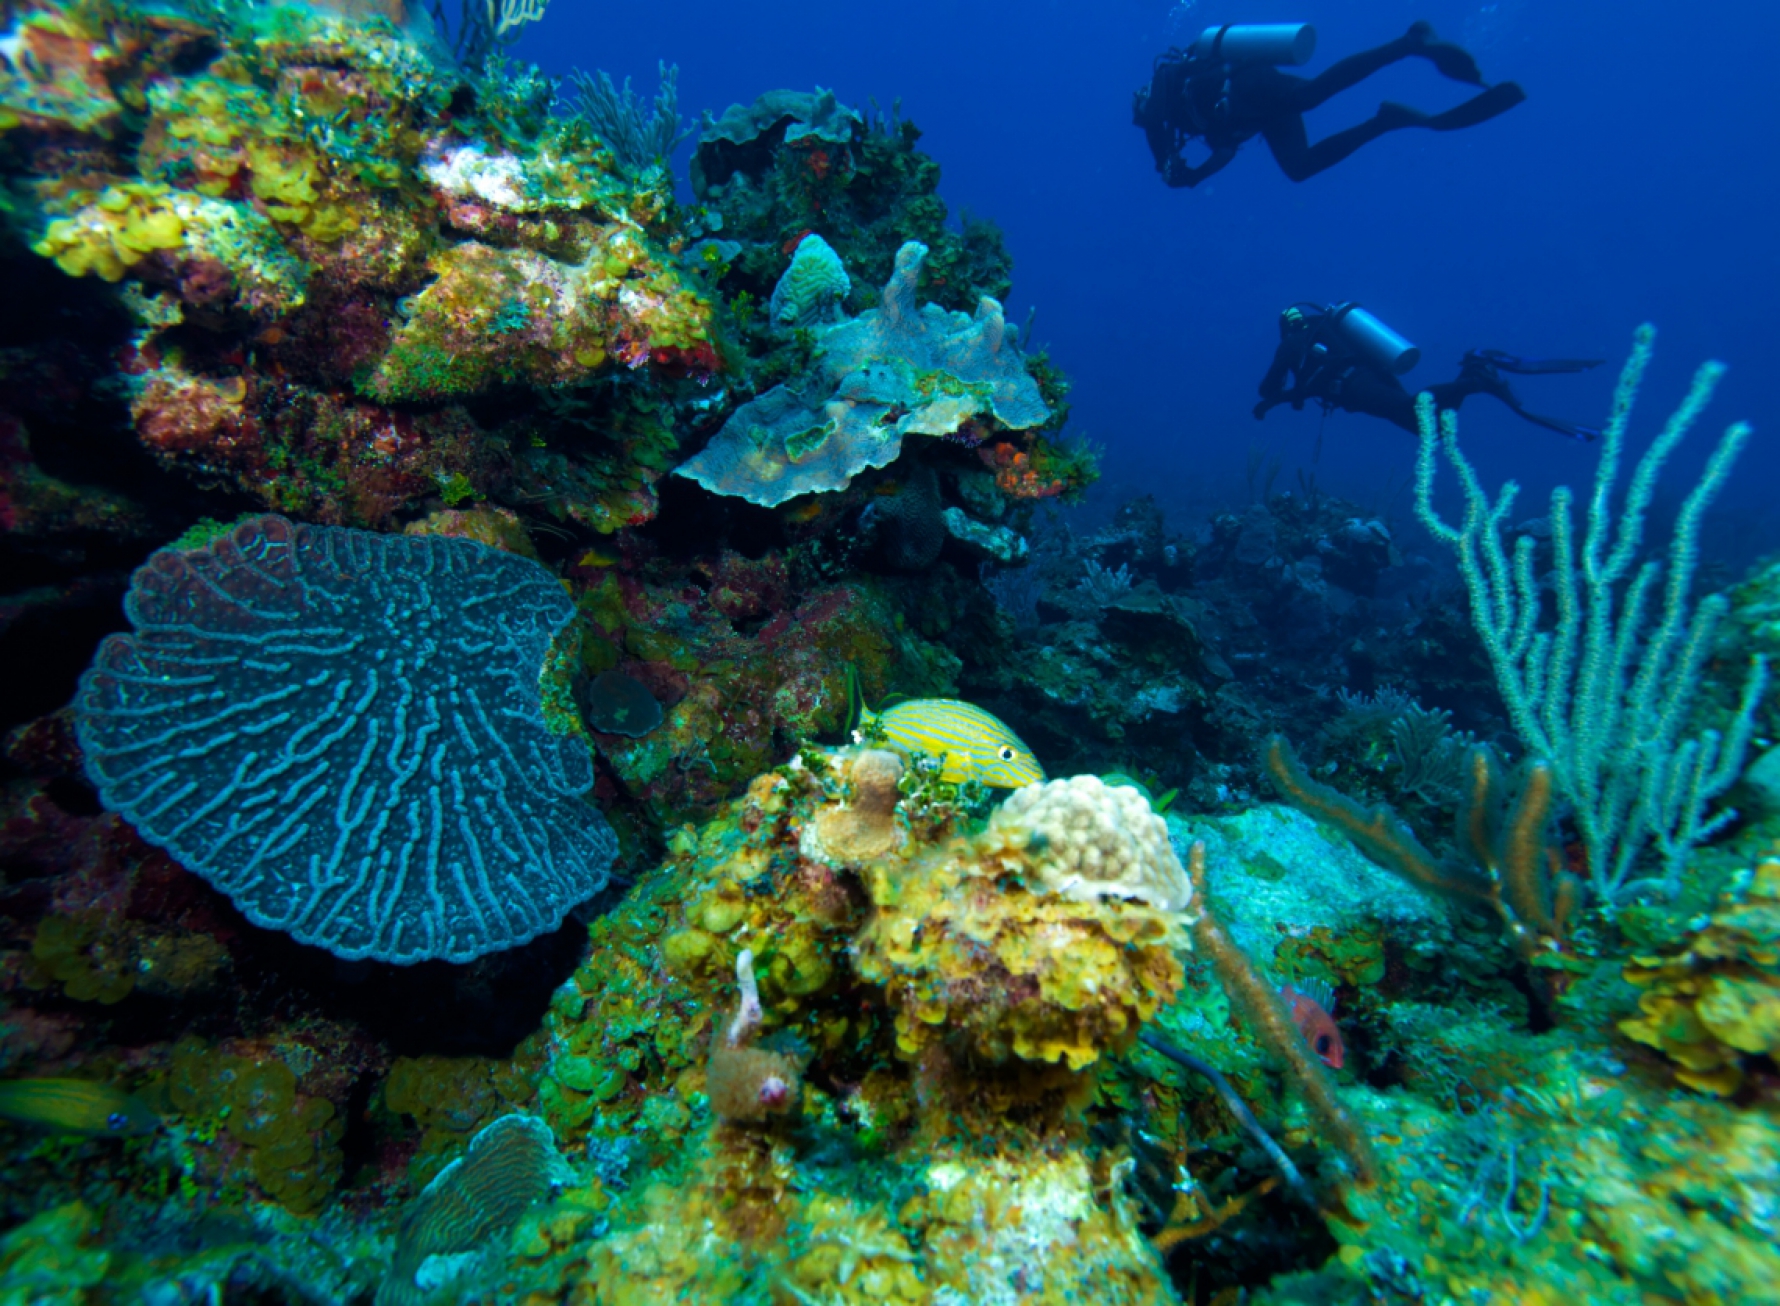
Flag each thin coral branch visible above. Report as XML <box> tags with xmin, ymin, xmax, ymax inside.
<box><xmin>1266</xmin><ymin>736</ymin><xmax>1577</xmax><ymax>960</ymax></box>
<box><xmin>1140</xmin><ymin>1031</ymin><xmax>1312</xmax><ymax>1209</ymax></box>
<box><xmin>1263</xmin><ymin>736</ymin><xmax>1495</xmax><ymax>907</ymax></box>
<box><xmin>1151</xmin><ymin>1176</ymin><xmax>1280</xmax><ymax>1253</ymax></box>
<box><xmin>564</xmin><ymin>63</ymin><xmax>692</xmax><ymax>176</ymax></box>
<box><xmin>1499</xmin><ymin>759</ymin><xmax>1559</xmax><ymax>941</ymax></box>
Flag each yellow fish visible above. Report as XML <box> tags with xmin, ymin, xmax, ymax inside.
<box><xmin>0</xmin><ymin>1078</ymin><xmax>159</xmax><ymax>1137</ymax></box>
<box><xmin>850</xmin><ymin>670</ymin><xmax>1044</xmax><ymax>789</ymax></box>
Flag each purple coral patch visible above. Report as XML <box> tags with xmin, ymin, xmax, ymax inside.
<box><xmin>74</xmin><ymin>516</ymin><xmax>615</xmax><ymax>965</ymax></box>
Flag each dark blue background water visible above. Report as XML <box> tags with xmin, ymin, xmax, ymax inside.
<box><xmin>519</xmin><ymin>0</ymin><xmax>1780</xmax><ymax>561</ymax></box>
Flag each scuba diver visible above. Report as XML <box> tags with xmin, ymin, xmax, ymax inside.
<box><xmin>1253</xmin><ymin>303</ymin><xmax>1603</xmax><ymax>440</ymax></box>
<box><xmin>1134</xmin><ymin>21</ymin><xmax>1525</xmax><ymax>188</ymax></box>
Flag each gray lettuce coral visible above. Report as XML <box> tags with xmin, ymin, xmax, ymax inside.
<box><xmin>676</xmin><ymin>240</ymin><xmax>1050</xmax><ymax>507</ymax></box>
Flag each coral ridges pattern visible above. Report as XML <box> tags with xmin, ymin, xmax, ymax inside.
<box><xmin>75</xmin><ymin>516</ymin><xmax>616</xmax><ymax>964</ymax></box>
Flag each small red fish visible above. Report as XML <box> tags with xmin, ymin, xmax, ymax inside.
<box><xmin>1281</xmin><ymin>979</ymin><xmax>1344</xmax><ymax>1070</ymax></box>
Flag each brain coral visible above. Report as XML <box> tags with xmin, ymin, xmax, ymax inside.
<box><xmin>675</xmin><ymin>240</ymin><xmax>1050</xmax><ymax>507</ymax></box>
<box><xmin>988</xmin><ymin>775</ymin><xmax>1192</xmax><ymax>913</ymax></box>
<box><xmin>75</xmin><ymin>516</ymin><xmax>616</xmax><ymax>964</ymax></box>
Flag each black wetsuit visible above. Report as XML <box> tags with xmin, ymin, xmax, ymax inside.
<box><xmin>1254</xmin><ymin>306</ymin><xmax>1602</xmax><ymax>440</ymax></box>
<box><xmin>1134</xmin><ymin>22</ymin><xmax>1525</xmax><ymax>187</ymax></box>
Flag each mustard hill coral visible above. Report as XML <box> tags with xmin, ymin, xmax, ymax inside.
<box><xmin>167</xmin><ymin>1039</ymin><xmax>347</xmax><ymax>1214</ymax></box>
<box><xmin>1620</xmin><ymin>843</ymin><xmax>1780</xmax><ymax>1095</ymax></box>
<box><xmin>25</xmin><ymin>911</ymin><xmax>135</xmax><ymax>1005</ymax></box>
<box><xmin>363</xmin><ymin>233</ymin><xmax>714</xmax><ymax>402</ymax></box>
<box><xmin>854</xmin><ymin>787</ymin><xmax>1188</xmax><ymax>1070</ymax></box>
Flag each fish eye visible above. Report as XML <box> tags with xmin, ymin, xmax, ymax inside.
<box><xmin>106</xmin><ymin>1112</ymin><xmax>129</xmax><ymax>1132</ymax></box>
<box><xmin>1314</xmin><ymin>1036</ymin><xmax>1331</xmax><ymax>1055</ymax></box>
<box><xmin>998</xmin><ymin>746</ymin><xmax>1016</xmax><ymax>762</ymax></box>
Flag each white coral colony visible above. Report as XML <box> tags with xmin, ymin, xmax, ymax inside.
<box><xmin>989</xmin><ymin>775</ymin><xmax>1193</xmax><ymax>913</ymax></box>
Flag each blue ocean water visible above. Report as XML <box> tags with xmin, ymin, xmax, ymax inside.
<box><xmin>520</xmin><ymin>0</ymin><xmax>1780</xmax><ymax>559</ymax></box>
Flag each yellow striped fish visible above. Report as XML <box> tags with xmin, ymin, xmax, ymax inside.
<box><xmin>850</xmin><ymin>673</ymin><xmax>1043</xmax><ymax>788</ymax></box>
<box><xmin>0</xmin><ymin>1078</ymin><xmax>159</xmax><ymax>1136</ymax></box>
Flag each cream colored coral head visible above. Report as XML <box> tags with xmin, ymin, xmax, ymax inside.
<box><xmin>989</xmin><ymin>775</ymin><xmax>1192</xmax><ymax>913</ymax></box>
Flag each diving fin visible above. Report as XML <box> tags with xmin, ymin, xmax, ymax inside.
<box><xmin>1423</xmin><ymin>81</ymin><xmax>1526</xmax><ymax>131</ymax></box>
<box><xmin>1474</xmin><ymin>349</ymin><xmax>1605</xmax><ymax>376</ymax></box>
<box><xmin>1404</xmin><ymin>22</ymin><xmax>1486</xmax><ymax>85</ymax></box>
<box><xmin>1515</xmin><ymin>409</ymin><xmax>1601</xmax><ymax>442</ymax></box>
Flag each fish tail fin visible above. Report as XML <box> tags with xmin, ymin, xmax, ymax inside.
<box><xmin>845</xmin><ymin>663</ymin><xmax>868</xmax><ymax>738</ymax></box>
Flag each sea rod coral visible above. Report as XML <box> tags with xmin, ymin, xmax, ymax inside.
<box><xmin>75</xmin><ymin>515</ymin><xmax>617</xmax><ymax>964</ymax></box>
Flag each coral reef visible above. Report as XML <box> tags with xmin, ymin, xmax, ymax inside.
<box><xmin>8</xmin><ymin>4</ymin><xmax>1778</xmax><ymax>1305</ymax></box>
<box><xmin>9</xmin><ymin>0</ymin><xmax>716</xmax><ymax>532</ymax></box>
<box><xmin>691</xmin><ymin>88</ymin><xmax>1014</xmax><ymax>317</ymax></box>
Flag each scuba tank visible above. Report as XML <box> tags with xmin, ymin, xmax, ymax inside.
<box><xmin>1328</xmin><ymin>303</ymin><xmax>1421</xmax><ymax>375</ymax></box>
<box><xmin>1196</xmin><ymin>23</ymin><xmax>1317</xmax><ymax>66</ymax></box>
